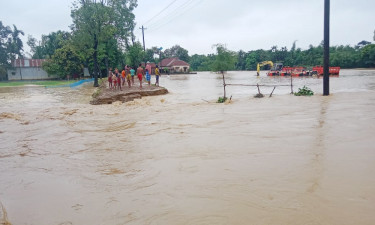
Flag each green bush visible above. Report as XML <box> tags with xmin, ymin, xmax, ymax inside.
<box><xmin>294</xmin><ymin>86</ymin><xmax>314</xmax><ymax>96</ymax></box>
<box><xmin>217</xmin><ymin>96</ymin><xmax>227</xmax><ymax>103</ymax></box>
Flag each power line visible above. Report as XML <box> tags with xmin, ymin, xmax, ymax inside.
<box><xmin>142</xmin><ymin>0</ymin><xmax>179</xmax><ymax>25</ymax></box>
<box><xmin>148</xmin><ymin>0</ymin><xmax>202</xmax><ymax>31</ymax></box>
<box><xmin>147</xmin><ymin>0</ymin><xmax>196</xmax><ymax>29</ymax></box>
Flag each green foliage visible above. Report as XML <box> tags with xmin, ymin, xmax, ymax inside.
<box><xmin>42</xmin><ymin>44</ymin><xmax>82</xmax><ymax>79</ymax></box>
<box><xmin>0</xmin><ymin>21</ymin><xmax>24</xmax><ymax>66</ymax></box>
<box><xmin>189</xmin><ymin>54</ymin><xmax>213</xmax><ymax>71</ymax></box>
<box><xmin>28</xmin><ymin>31</ymin><xmax>71</xmax><ymax>59</ymax></box>
<box><xmin>360</xmin><ymin>44</ymin><xmax>375</xmax><ymax>67</ymax></box>
<box><xmin>212</xmin><ymin>44</ymin><xmax>236</xmax><ymax>73</ymax></box>
<box><xmin>71</xmin><ymin>0</ymin><xmax>137</xmax><ymax>86</ymax></box>
<box><xmin>163</xmin><ymin>45</ymin><xmax>189</xmax><ymax>62</ymax></box>
<box><xmin>217</xmin><ymin>96</ymin><xmax>227</xmax><ymax>103</ymax></box>
<box><xmin>294</xmin><ymin>86</ymin><xmax>314</xmax><ymax>96</ymax></box>
<box><xmin>0</xmin><ymin>21</ymin><xmax>25</xmax><ymax>79</ymax></box>
<box><xmin>126</xmin><ymin>42</ymin><xmax>144</xmax><ymax>67</ymax></box>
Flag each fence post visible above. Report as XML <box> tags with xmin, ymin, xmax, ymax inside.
<box><xmin>222</xmin><ymin>71</ymin><xmax>226</xmax><ymax>99</ymax></box>
<box><xmin>290</xmin><ymin>75</ymin><xmax>294</xmax><ymax>94</ymax></box>
<box><xmin>269</xmin><ymin>86</ymin><xmax>276</xmax><ymax>97</ymax></box>
<box><xmin>257</xmin><ymin>83</ymin><xmax>261</xmax><ymax>94</ymax></box>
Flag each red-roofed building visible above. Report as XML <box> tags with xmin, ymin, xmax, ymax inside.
<box><xmin>7</xmin><ymin>59</ymin><xmax>57</xmax><ymax>80</ymax></box>
<box><xmin>160</xmin><ymin>57</ymin><xmax>190</xmax><ymax>74</ymax></box>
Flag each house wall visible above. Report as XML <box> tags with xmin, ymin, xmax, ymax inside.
<box><xmin>172</xmin><ymin>66</ymin><xmax>190</xmax><ymax>73</ymax></box>
<box><xmin>7</xmin><ymin>67</ymin><xmax>55</xmax><ymax>80</ymax></box>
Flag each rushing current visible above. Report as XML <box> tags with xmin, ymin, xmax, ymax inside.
<box><xmin>1</xmin><ymin>70</ymin><xmax>375</xmax><ymax>225</ymax></box>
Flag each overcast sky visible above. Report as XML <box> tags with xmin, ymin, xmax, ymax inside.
<box><xmin>1</xmin><ymin>0</ymin><xmax>374</xmax><ymax>56</ymax></box>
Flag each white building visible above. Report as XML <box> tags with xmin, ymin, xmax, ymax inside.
<box><xmin>7</xmin><ymin>59</ymin><xmax>56</xmax><ymax>80</ymax></box>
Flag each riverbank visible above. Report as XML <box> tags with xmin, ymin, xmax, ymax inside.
<box><xmin>90</xmin><ymin>82</ymin><xmax>168</xmax><ymax>105</ymax></box>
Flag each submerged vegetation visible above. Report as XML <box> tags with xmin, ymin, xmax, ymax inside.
<box><xmin>294</xmin><ymin>86</ymin><xmax>314</xmax><ymax>96</ymax></box>
<box><xmin>217</xmin><ymin>97</ymin><xmax>227</xmax><ymax>103</ymax></box>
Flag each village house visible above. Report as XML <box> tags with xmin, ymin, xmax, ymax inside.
<box><xmin>159</xmin><ymin>57</ymin><xmax>190</xmax><ymax>74</ymax></box>
<box><xmin>6</xmin><ymin>59</ymin><xmax>54</xmax><ymax>80</ymax></box>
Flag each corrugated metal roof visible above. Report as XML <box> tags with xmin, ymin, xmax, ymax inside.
<box><xmin>11</xmin><ymin>59</ymin><xmax>47</xmax><ymax>68</ymax></box>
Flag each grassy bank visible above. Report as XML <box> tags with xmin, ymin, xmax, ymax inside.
<box><xmin>0</xmin><ymin>80</ymin><xmax>75</xmax><ymax>87</ymax></box>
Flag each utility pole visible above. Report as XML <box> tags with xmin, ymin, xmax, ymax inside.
<box><xmin>140</xmin><ymin>25</ymin><xmax>146</xmax><ymax>51</ymax></box>
<box><xmin>323</xmin><ymin>0</ymin><xmax>330</xmax><ymax>95</ymax></box>
<box><xmin>139</xmin><ymin>25</ymin><xmax>147</xmax><ymax>68</ymax></box>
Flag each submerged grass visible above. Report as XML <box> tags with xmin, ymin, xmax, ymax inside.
<box><xmin>0</xmin><ymin>80</ymin><xmax>75</xmax><ymax>87</ymax></box>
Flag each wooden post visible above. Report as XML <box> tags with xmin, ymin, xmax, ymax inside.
<box><xmin>222</xmin><ymin>71</ymin><xmax>226</xmax><ymax>99</ymax></box>
<box><xmin>290</xmin><ymin>74</ymin><xmax>294</xmax><ymax>94</ymax></box>
<box><xmin>269</xmin><ymin>86</ymin><xmax>276</xmax><ymax>97</ymax></box>
<box><xmin>323</xmin><ymin>0</ymin><xmax>330</xmax><ymax>95</ymax></box>
<box><xmin>257</xmin><ymin>83</ymin><xmax>261</xmax><ymax>94</ymax></box>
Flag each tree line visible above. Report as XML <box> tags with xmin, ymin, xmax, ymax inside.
<box><xmin>0</xmin><ymin>0</ymin><xmax>374</xmax><ymax>85</ymax></box>
<box><xmin>190</xmin><ymin>40</ymin><xmax>375</xmax><ymax>71</ymax></box>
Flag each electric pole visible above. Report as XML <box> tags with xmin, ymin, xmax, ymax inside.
<box><xmin>140</xmin><ymin>25</ymin><xmax>146</xmax><ymax>51</ymax></box>
<box><xmin>323</xmin><ymin>0</ymin><xmax>330</xmax><ymax>95</ymax></box>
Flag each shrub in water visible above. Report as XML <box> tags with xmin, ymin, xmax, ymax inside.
<box><xmin>294</xmin><ymin>86</ymin><xmax>314</xmax><ymax>96</ymax></box>
<box><xmin>217</xmin><ymin>97</ymin><xmax>227</xmax><ymax>103</ymax></box>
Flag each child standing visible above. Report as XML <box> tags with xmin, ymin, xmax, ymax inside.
<box><xmin>108</xmin><ymin>68</ymin><xmax>113</xmax><ymax>89</ymax></box>
<box><xmin>136</xmin><ymin>64</ymin><xmax>144</xmax><ymax>88</ymax></box>
<box><xmin>121</xmin><ymin>68</ymin><xmax>126</xmax><ymax>86</ymax></box>
<box><xmin>155</xmin><ymin>65</ymin><xmax>161</xmax><ymax>86</ymax></box>
<box><xmin>130</xmin><ymin>67</ymin><xmax>135</xmax><ymax>85</ymax></box>
<box><xmin>115</xmin><ymin>68</ymin><xmax>122</xmax><ymax>91</ymax></box>
<box><xmin>145</xmin><ymin>69</ymin><xmax>151</xmax><ymax>86</ymax></box>
<box><xmin>112</xmin><ymin>72</ymin><xmax>117</xmax><ymax>89</ymax></box>
<box><xmin>125</xmin><ymin>65</ymin><xmax>131</xmax><ymax>87</ymax></box>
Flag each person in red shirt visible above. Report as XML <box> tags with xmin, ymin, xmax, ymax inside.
<box><xmin>121</xmin><ymin>68</ymin><xmax>126</xmax><ymax>86</ymax></box>
<box><xmin>136</xmin><ymin>64</ymin><xmax>144</xmax><ymax>88</ymax></box>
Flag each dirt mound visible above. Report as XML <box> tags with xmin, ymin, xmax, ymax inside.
<box><xmin>90</xmin><ymin>84</ymin><xmax>168</xmax><ymax>105</ymax></box>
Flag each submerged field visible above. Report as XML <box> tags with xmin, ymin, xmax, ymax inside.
<box><xmin>0</xmin><ymin>70</ymin><xmax>374</xmax><ymax>225</ymax></box>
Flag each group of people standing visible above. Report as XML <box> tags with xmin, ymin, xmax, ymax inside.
<box><xmin>108</xmin><ymin>64</ymin><xmax>161</xmax><ymax>90</ymax></box>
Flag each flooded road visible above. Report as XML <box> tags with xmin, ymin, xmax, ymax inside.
<box><xmin>1</xmin><ymin>70</ymin><xmax>375</xmax><ymax>225</ymax></box>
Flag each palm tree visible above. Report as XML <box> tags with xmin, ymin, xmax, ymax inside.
<box><xmin>10</xmin><ymin>25</ymin><xmax>24</xmax><ymax>60</ymax></box>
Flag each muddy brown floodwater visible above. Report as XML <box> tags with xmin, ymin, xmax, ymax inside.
<box><xmin>1</xmin><ymin>70</ymin><xmax>375</xmax><ymax>225</ymax></box>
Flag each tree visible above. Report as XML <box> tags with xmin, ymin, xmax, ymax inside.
<box><xmin>126</xmin><ymin>42</ymin><xmax>144</xmax><ymax>67</ymax></box>
<box><xmin>71</xmin><ymin>0</ymin><xmax>137</xmax><ymax>87</ymax></box>
<box><xmin>27</xmin><ymin>31</ymin><xmax>71</xmax><ymax>59</ymax></box>
<box><xmin>360</xmin><ymin>44</ymin><xmax>375</xmax><ymax>67</ymax></box>
<box><xmin>144</xmin><ymin>48</ymin><xmax>156</xmax><ymax>63</ymax></box>
<box><xmin>163</xmin><ymin>45</ymin><xmax>189</xmax><ymax>62</ymax></box>
<box><xmin>356</xmin><ymin>40</ymin><xmax>371</xmax><ymax>49</ymax></box>
<box><xmin>212</xmin><ymin>44</ymin><xmax>236</xmax><ymax>99</ymax></box>
<box><xmin>236</xmin><ymin>50</ymin><xmax>246</xmax><ymax>70</ymax></box>
<box><xmin>8</xmin><ymin>25</ymin><xmax>24</xmax><ymax>60</ymax></box>
<box><xmin>0</xmin><ymin>21</ymin><xmax>13</xmax><ymax>69</ymax></box>
<box><xmin>0</xmin><ymin>21</ymin><xmax>24</xmax><ymax>79</ymax></box>
<box><xmin>42</xmin><ymin>43</ymin><xmax>83</xmax><ymax>79</ymax></box>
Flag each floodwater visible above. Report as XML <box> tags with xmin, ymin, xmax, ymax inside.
<box><xmin>0</xmin><ymin>70</ymin><xmax>375</xmax><ymax>225</ymax></box>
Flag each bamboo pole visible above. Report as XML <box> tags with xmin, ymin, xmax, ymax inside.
<box><xmin>269</xmin><ymin>86</ymin><xmax>276</xmax><ymax>97</ymax></box>
<box><xmin>222</xmin><ymin>71</ymin><xmax>226</xmax><ymax>99</ymax></box>
<box><xmin>290</xmin><ymin>74</ymin><xmax>294</xmax><ymax>94</ymax></box>
<box><xmin>257</xmin><ymin>83</ymin><xmax>261</xmax><ymax>94</ymax></box>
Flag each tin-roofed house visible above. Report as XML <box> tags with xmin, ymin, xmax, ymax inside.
<box><xmin>160</xmin><ymin>57</ymin><xmax>190</xmax><ymax>74</ymax></box>
<box><xmin>7</xmin><ymin>59</ymin><xmax>56</xmax><ymax>80</ymax></box>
